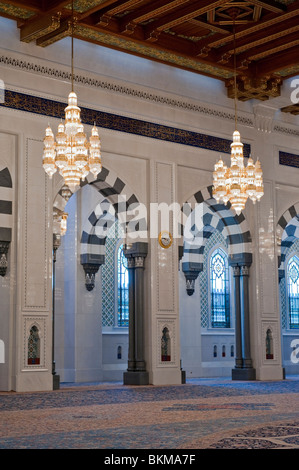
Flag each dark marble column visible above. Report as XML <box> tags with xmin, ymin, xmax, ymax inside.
<box><xmin>231</xmin><ymin>260</ymin><xmax>256</xmax><ymax>381</ymax></box>
<box><xmin>52</xmin><ymin>234</ymin><xmax>61</xmax><ymax>390</ymax></box>
<box><xmin>126</xmin><ymin>256</ymin><xmax>136</xmax><ymax>373</ymax></box>
<box><xmin>123</xmin><ymin>243</ymin><xmax>149</xmax><ymax>385</ymax></box>
<box><xmin>134</xmin><ymin>255</ymin><xmax>147</xmax><ymax>372</ymax></box>
<box><xmin>232</xmin><ymin>266</ymin><xmax>243</xmax><ymax>371</ymax></box>
<box><xmin>240</xmin><ymin>265</ymin><xmax>255</xmax><ymax>377</ymax></box>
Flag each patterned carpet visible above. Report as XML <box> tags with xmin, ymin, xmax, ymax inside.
<box><xmin>0</xmin><ymin>376</ymin><xmax>298</xmax><ymax>450</ymax></box>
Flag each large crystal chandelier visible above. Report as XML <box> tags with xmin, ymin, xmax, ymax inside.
<box><xmin>42</xmin><ymin>1</ymin><xmax>102</xmax><ymax>193</ymax></box>
<box><xmin>212</xmin><ymin>19</ymin><xmax>263</xmax><ymax>215</ymax></box>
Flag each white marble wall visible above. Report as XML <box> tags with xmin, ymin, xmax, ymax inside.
<box><xmin>0</xmin><ymin>16</ymin><xmax>298</xmax><ymax>389</ymax></box>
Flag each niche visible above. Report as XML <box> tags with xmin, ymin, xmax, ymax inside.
<box><xmin>161</xmin><ymin>327</ymin><xmax>171</xmax><ymax>361</ymax></box>
<box><xmin>27</xmin><ymin>325</ymin><xmax>40</xmax><ymax>365</ymax></box>
<box><xmin>230</xmin><ymin>345</ymin><xmax>234</xmax><ymax>357</ymax></box>
<box><xmin>117</xmin><ymin>345</ymin><xmax>122</xmax><ymax>360</ymax></box>
<box><xmin>222</xmin><ymin>345</ymin><xmax>226</xmax><ymax>357</ymax></box>
<box><xmin>213</xmin><ymin>345</ymin><xmax>217</xmax><ymax>358</ymax></box>
<box><xmin>266</xmin><ymin>328</ymin><xmax>274</xmax><ymax>360</ymax></box>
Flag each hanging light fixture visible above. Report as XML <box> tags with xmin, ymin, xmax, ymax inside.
<box><xmin>42</xmin><ymin>0</ymin><xmax>102</xmax><ymax>193</ymax></box>
<box><xmin>212</xmin><ymin>13</ymin><xmax>263</xmax><ymax>215</ymax></box>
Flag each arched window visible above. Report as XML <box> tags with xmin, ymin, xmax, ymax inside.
<box><xmin>287</xmin><ymin>255</ymin><xmax>299</xmax><ymax>329</ymax></box>
<box><xmin>210</xmin><ymin>247</ymin><xmax>230</xmax><ymax>328</ymax></box>
<box><xmin>117</xmin><ymin>244</ymin><xmax>129</xmax><ymax>327</ymax></box>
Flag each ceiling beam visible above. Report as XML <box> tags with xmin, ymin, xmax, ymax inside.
<box><xmin>119</xmin><ymin>0</ymin><xmax>189</xmax><ymax>33</ymax></box>
<box><xmin>144</xmin><ymin>0</ymin><xmax>229</xmax><ymax>40</ymax></box>
<box><xmin>192</xmin><ymin>2</ymin><xmax>299</xmax><ymax>58</ymax></box>
<box><xmin>208</xmin><ymin>2</ymin><xmax>299</xmax><ymax>49</ymax></box>
<box><xmin>247</xmin><ymin>0</ymin><xmax>286</xmax><ymax>13</ymax></box>
<box><xmin>255</xmin><ymin>44</ymin><xmax>299</xmax><ymax>76</ymax></box>
<box><xmin>236</xmin><ymin>29</ymin><xmax>299</xmax><ymax>67</ymax></box>
<box><xmin>36</xmin><ymin>17</ymin><xmax>71</xmax><ymax>46</ymax></box>
<box><xmin>91</xmin><ymin>0</ymin><xmax>144</xmax><ymax>24</ymax></box>
<box><xmin>214</xmin><ymin>14</ymin><xmax>299</xmax><ymax>60</ymax></box>
<box><xmin>20</xmin><ymin>12</ymin><xmax>62</xmax><ymax>42</ymax></box>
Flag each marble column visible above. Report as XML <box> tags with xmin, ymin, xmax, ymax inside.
<box><xmin>231</xmin><ymin>260</ymin><xmax>256</xmax><ymax>380</ymax></box>
<box><xmin>123</xmin><ymin>242</ymin><xmax>149</xmax><ymax>385</ymax></box>
<box><xmin>232</xmin><ymin>266</ymin><xmax>243</xmax><ymax>370</ymax></box>
<box><xmin>52</xmin><ymin>234</ymin><xmax>61</xmax><ymax>390</ymax></box>
<box><xmin>240</xmin><ymin>265</ymin><xmax>255</xmax><ymax>377</ymax></box>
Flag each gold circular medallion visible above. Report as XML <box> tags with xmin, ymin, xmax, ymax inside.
<box><xmin>158</xmin><ymin>231</ymin><xmax>173</xmax><ymax>249</ymax></box>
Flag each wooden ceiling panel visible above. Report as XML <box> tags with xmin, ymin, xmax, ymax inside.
<box><xmin>0</xmin><ymin>0</ymin><xmax>298</xmax><ymax>107</ymax></box>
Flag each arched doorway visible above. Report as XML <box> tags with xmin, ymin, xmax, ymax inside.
<box><xmin>179</xmin><ymin>185</ymin><xmax>254</xmax><ymax>380</ymax></box>
<box><xmin>277</xmin><ymin>205</ymin><xmax>299</xmax><ymax>376</ymax></box>
<box><xmin>52</xmin><ymin>167</ymin><xmax>148</xmax><ymax>385</ymax></box>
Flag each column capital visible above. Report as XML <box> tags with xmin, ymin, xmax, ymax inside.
<box><xmin>123</xmin><ymin>241</ymin><xmax>148</xmax><ymax>259</ymax></box>
<box><xmin>240</xmin><ymin>265</ymin><xmax>250</xmax><ymax>276</ymax></box>
<box><xmin>232</xmin><ymin>266</ymin><xmax>240</xmax><ymax>276</ymax></box>
<box><xmin>134</xmin><ymin>256</ymin><xmax>145</xmax><ymax>268</ymax></box>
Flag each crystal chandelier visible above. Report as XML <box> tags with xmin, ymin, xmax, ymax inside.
<box><xmin>42</xmin><ymin>1</ymin><xmax>102</xmax><ymax>193</ymax></box>
<box><xmin>212</xmin><ymin>19</ymin><xmax>263</xmax><ymax>215</ymax></box>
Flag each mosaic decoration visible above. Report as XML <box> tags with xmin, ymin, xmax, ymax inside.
<box><xmin>0</xmin><ymin>2</ymin><xmax>34</xmax><ymax>19</ymax></box>
<box><xmin>65</xmin><ymin>0</ymin><xmax>107</xmax><ymax>13</ymax></box>
<box><xmin>0</xmin><ymin>89</ymin><xmax>251</xmax><ymax>157</ymax></box>
<box><xmin>199</xmin><ymin>230</ymin><xmax>228</xmax><ymax>328</ymax></box>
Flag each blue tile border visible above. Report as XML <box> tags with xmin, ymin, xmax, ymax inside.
<box><xmin>279</xmin><ymin>151</ymin><xmax>299</xmax><ymax>169</ymax></box>
<box><xmin>0</xmin><ymin>89</ymin><xmax>251</xmax><ymax>157</ymax></box>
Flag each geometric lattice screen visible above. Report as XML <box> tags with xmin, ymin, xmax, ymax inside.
<box><xmin>280</xmin><ymin>238</ymin><xmax>299</xmax><ymax>329</ymax></box>
<box><xmin>101</xmin><ymin>220</ymin><xmax>123</xmax><ymax>327</ymax></box>
<box><xmin>198</xmin><ymin>229</ymin><xmax>228</xmax><ymax>328</ymax></box>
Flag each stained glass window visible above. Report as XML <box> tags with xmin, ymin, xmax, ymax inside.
<box><xmin>117</xmin><ymin>244</ymin><xmax>129</xmax><ymax>327</ymax></box>
<box><xmin>210</xmin><ymin>247</ymin><xmax>230</xmax><ymax>328</ymax></box>
<box><xmin>287</xmin><ymin>255</ymin><xmax>299</xmax><ymax>328</ymax></box>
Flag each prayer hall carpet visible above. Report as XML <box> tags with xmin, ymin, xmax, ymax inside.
<box><xmin>0</xmin><ymin>376</ymin><xmax>298</xmax><ymax>450</ymax></box>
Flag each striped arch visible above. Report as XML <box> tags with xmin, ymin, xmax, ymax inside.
<box><xmin>180</xmin><ymin>185</ymin><xmax>252</xmax><ymax>293</ymax></box>
<box><xmin>0</xmin><ymin>167</ymin><xmax>13</xmax><ymax>276</ymax></box>
<box><xmin>80</xmin><ymin>197</ymin><xmax>120</xmax><ymax>266</ymax></box>
<box><xmin>277</xmin><ymin>202</ymin><xmax>299</xmax><ymax>281</ymax></box>
<box><xmin>53</xmin><ymin>165</ymin><xmax>148</xmax><ymax>247</ymax></box>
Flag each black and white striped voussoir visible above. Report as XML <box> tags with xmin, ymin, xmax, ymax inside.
<box><xmin>0</xmin><ymin>167</ymin><xmax>13</xmax><ymax>243</ymax></box>
<box><xmin>180</xmin><ymin>186</ymin><xmax>252</xmax><ymax>274</ymax></box>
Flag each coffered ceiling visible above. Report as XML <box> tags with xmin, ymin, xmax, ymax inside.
<box><xmin>0</xmin><ymin>0</ymin><xmax>299</xmax><ymax>113</ymax></box>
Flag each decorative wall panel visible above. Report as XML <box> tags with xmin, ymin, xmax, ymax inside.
<box><xmin>23</xmin><ymin>138</ymin><xmax>48</xmax><ymax>310</ymax></box>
